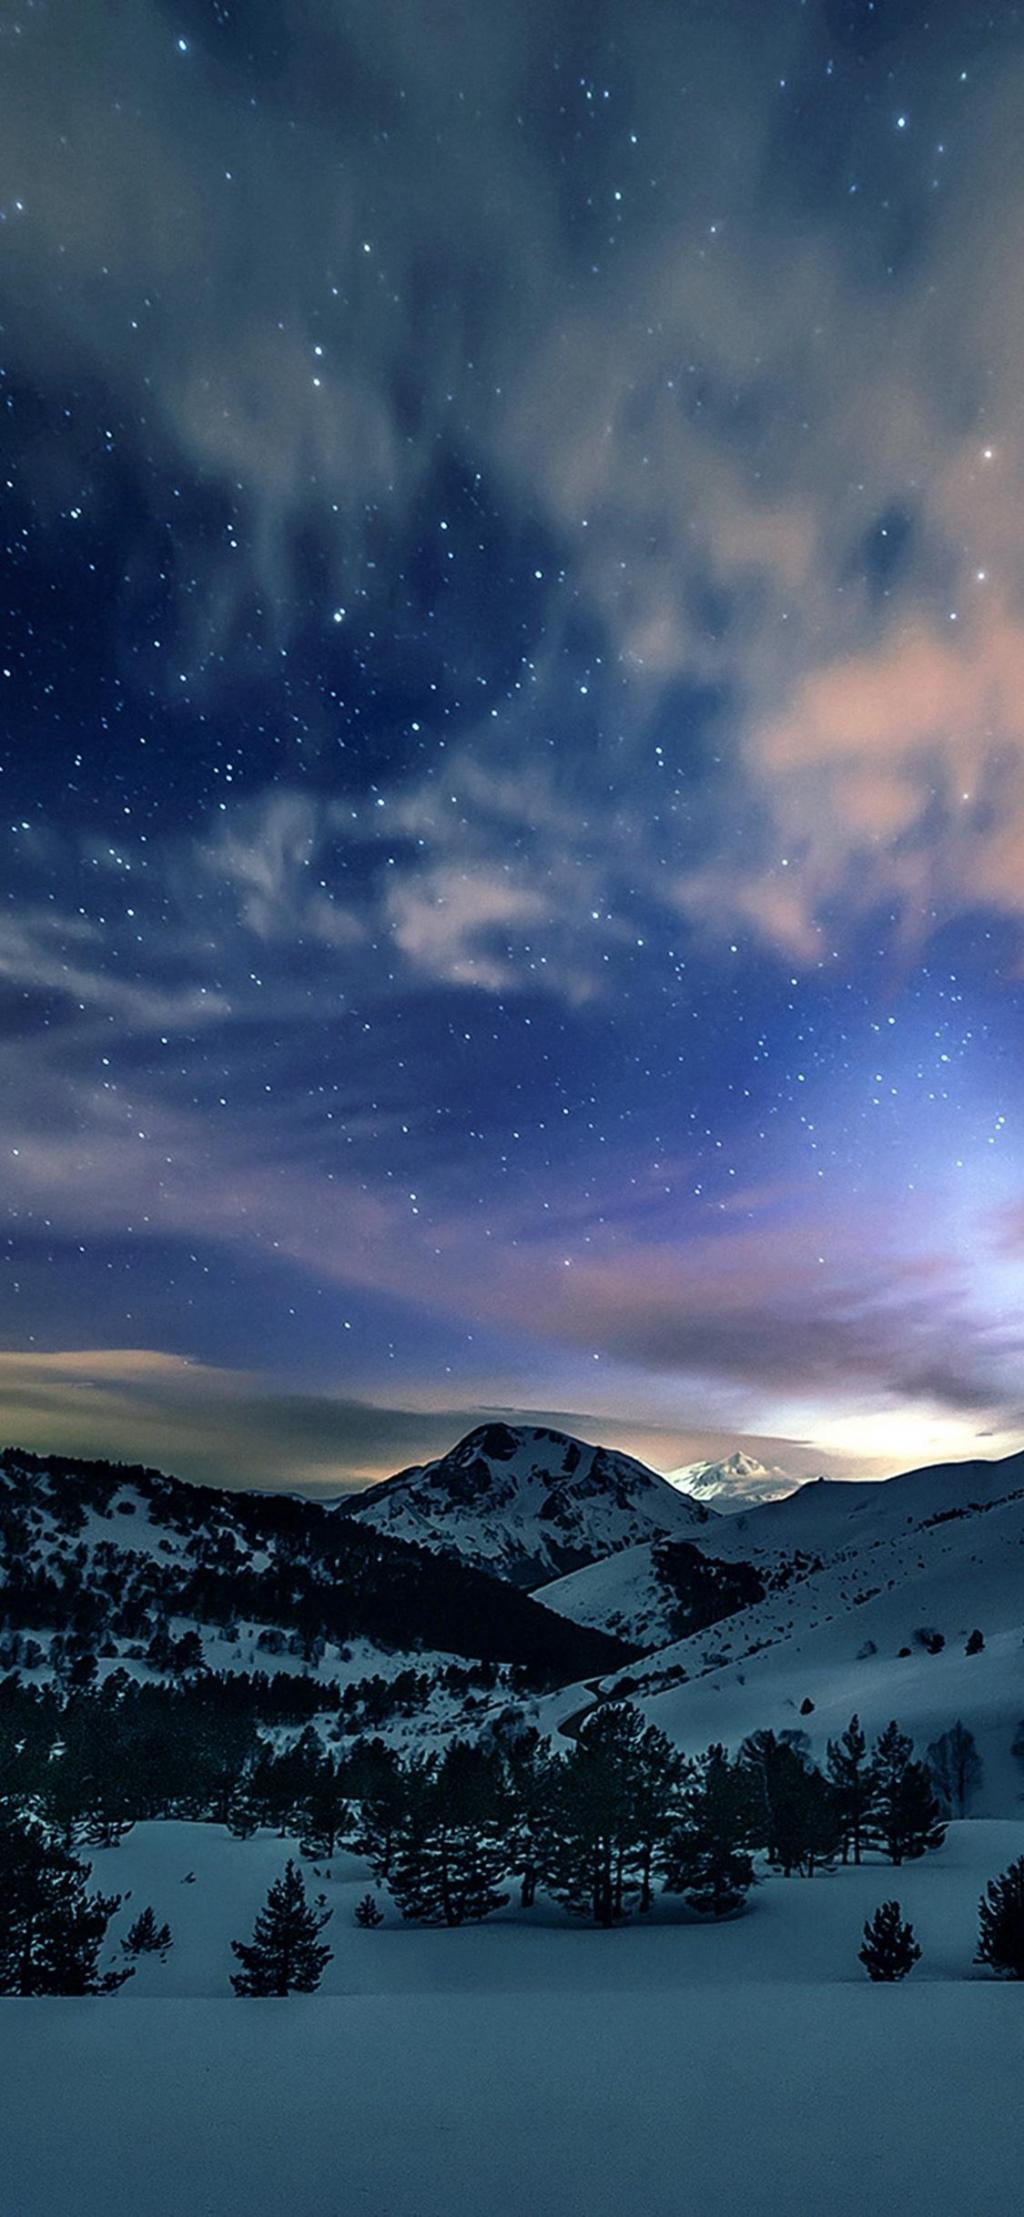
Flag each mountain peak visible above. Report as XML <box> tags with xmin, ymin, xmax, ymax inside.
<box><xmin>664</xmin><ymin>1450</ymin><xmax>814</xmax><ymax>1512</ymax></box>
<box><xmin>347</xmin><ymin>1422</ymin><xmax>714</xmax><ymax>1586</ymax></box>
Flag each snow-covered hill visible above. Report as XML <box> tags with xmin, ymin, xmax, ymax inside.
<box><xmin>576</xmin><ymin>1447</ymin><xmax>1024</xmax><ymax>1810</ymax></box>
<box><xmin>664</xmin><ymin>1449</ymin><xmax>820</xmax><ymax>1512</ymax></box>
<box><xmin>538</xmin><ymin>1536</ymin><xmax>765</xmax><ymax>1652</ymax></box>
<box><xmin>0</xmin><ymin>1447</ymin><xmax>629</xmax><ymax>1692</ymax></box>
<box><xmin>344</xmin><ymin>1422</ymin><xmax>714</xmax><ymax>1587</ymax></box>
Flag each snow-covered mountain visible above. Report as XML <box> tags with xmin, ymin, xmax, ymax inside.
<box><xmin>664</xmin><ymin>1450</ymin><xmax>817</xmax><ymax>1512</ymax></box>
<box><xmin>344</xmin><ymin>1422</ymin><xmax>714</xmax><ymax>1587</ymax></box>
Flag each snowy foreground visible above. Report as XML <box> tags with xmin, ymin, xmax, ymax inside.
<box><xmin>1</xmin><ymin>1820</ymin><xmax>1022</xmax><ymax>2216</ymax></box>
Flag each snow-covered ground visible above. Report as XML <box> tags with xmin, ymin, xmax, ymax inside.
<box><xmin>0</xmin><ymin>1818</ymin><xmax>1021</xmax><ymax>2217</ymax></box>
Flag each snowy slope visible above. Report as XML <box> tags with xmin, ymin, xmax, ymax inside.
<box><xmin>577</xmin><ymin>1448</ymin><xmax>1024</xmax><ymax>1810</ymax></box>
<box><xmin>695</xmin><ymin>1447</ymin><xmax>1024</xmax><ymax>1559</ymax></box>
<box><xmin>538</xmin><ymin>1542</ymin><xmax>678</xmax><ymax>1647</ymax></box>
<box><xmin>42</xmin><ymin>1811</ymin><xmax>1024</xmax><ymax>1993</ymax></box>
<box><xmin>344</xmin><ymin>1422</ymin><xmax>715</xmax><ymax>1586</ymax></box>
<box><xmin>537</xmin><ymin>1533</ymin><xmax>764</xmax><ymax>1652</ymax></box>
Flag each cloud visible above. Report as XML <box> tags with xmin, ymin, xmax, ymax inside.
<box><xmin>0</xmin><ymin>1333</ymin><xmax>1011</xmax><ymax>1495</ymax></box>
<box><xmin>7</xmin><ymin>4</ymin><xmax>1024</xmax><ymax>973</ymax></box>
<box><xmin>0</xmin><ymin>1347</ymin><xmax>473</xmax><ymax>1488</ymax></box>
<box><xmin>200</xmin><ymin>792</ymin><xmax>363</xmax><ymax>949</ymax></box>
<box><xmin>386</xmin><ymin>867</ymin><xmax>549</xmax><ymax>994</ymax></box>
<box><xmin>0</xmin><ymin>908</ymin><xmax>227</xmax><ymax>1029</ymax></box>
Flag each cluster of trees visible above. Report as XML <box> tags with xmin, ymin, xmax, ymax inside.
<box><xmin>307</xmin><ymin>1704</ymin><xmax>951</xmax><ymax>1929</ymax></box>
<box><xmin>0</xmin><ymin>1448</ymin><xmax>632</xmax><ymax>1686</ymax></box>
<box><xmin>0</xmin><ymin>1666</ymin><xmax>533</xmax><ymax>1844</ymax></box>
<box><xmin>0</xmin><ymin>1682</ymin><xmax>959</xmax><ymax>1927</ymax></box>
<box><xmin>648</xmin><ymin>1541</ymin><xmax>765</xmax><ymax>1644</ymax></box>
<box><xmin>229</xmin><ymin>1845</ymin><xmax>1024</xmax><ymax>1992</ymax></box>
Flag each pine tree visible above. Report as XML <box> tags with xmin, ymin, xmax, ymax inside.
<box><xmin>631</xmin><ymin>1721</ymin><xmax>685</xmax><ymax>1912</ymax></box>
<box><xmin>502</xmin><ymin>1726</ymin><xmax>550</xmax><ymax>1910</ymax></box>
<box><xmin>230</xmin><ymin>1860</ymin><xmax>333</xmax><ymax>1994</ymax></box>
<box><xmin>976</xmin><ymin>1854</ymin><xmax>1024</xmax><ymax>1979</ymax></box>
<box><xmin>122</xmin><ymin>1905</ymin><xmax>172</xmax><ymax>1958</ymax></box>
<box><xmin>663</xmin><ymin>1744</ymin><xmax>754</xmax><ymax>1917</ymax></box>
<box><xmin>739</xmin><ymin>1731</ymin><xmax>839</xmax><ymax>1877</ymax></box>
<box><xmin>826</xmin><ymin>1714</ymin><xmax>871</xmax><ymax>1863</ymax></box>
<box><xmin>870</xmin><ymin>1721</ymin><xmax>945</xmax><ymax>1865</ymax></box>
<box><xmin>354</xmin><ymin>1892</ymin><xmax>383</xmax><ymax>1928</ymax></box>
<box><xmin>542</xmin><ymin>1702</ymin><xmax>681</xmax><ymax>1926</ymax></box>
<box><xmin>344</xmin><ymin>1739</ymin><xmax>406</xmax><ymax>1882</ymax></box>
<box><xmin>926</xmin><ymin>1722</ymin><xmax>982</xmax><ymax>1819</ymax></box>
<box><xmin>859</xmin><ymin>1900</ymin><xmax>921</xmax><ymax>1982</ymax></box>
<box><xmin>388</xmin><ymin>1742</ymin><xmax>510</xmax><ymax>1927</ymax></box>
<box><xmin>299</xmin><ymin>1754</ymin><xmax>348</xmax><ymax>1861</ymax></box>
<box><xmin>0</xmin><ymin>1803</ymin><xmax>132</xmax><ymax>1995</ymax></box>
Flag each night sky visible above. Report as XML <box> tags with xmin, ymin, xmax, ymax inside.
<box><xmin>3</xmin><ymin>0</ymin><xmax>1024</xmax><ymax>1491</ymax></box>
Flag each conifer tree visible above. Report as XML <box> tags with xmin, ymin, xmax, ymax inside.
<box><xmin>122</xmin><ymin>1905</ymin><xmax>172</xmax><ymax>1958</ymax></box>
<box><xmin>542</xmin><ymin>1701</ymin><xmax>681</xmax><ymax>1926</ymax></box>
<box><xmin>859</xmin><ymin>1900</ymin><xmax>921</xmax><ymax>1982</ymax></box>
<box><xmin>354</xmin><ymin>1893</ymin><xmax>383</xmax><ymax>1928</ymax></box>
<box><xmin>976</xmin><ymin>1854</ymin><xmax>1024</xmax><ymax>1979</ymax></box>
<box><xmin>663</xmin><ymin>1744</ymin><xmax>754</xmax><ymax>1917</ymax></box>
<box><xmin>632</xmin><ymin>1721</ymin><xmax>685</xmax><ymax>1912</ymax></box>
<box><xmin>230</xmin><ymin>1860</ymin><xmax>333</xmax><ymax>1994</ymax></box>
<box><xmin>0</xmin><ymin>1803</ymin><xmax>132</xmax><ymax>1995</ymax></box>
<box><xmin>870</xmin><ymin>1720</ymin><xmax>945</xmax><ymax>1865</ymax></box>
<box><xmin>299</xmin><ymin>1754</ymin><xmax>348</xmax><ymax>1861</ymax></box>
<box><xmin>926</xmin><ymin>1722</ymin><xmax>982</xmax><ymax>1819</ymax></box>
<box><xmin>388</xmin><ymin>1742</ymin><xmax>510</xmax><ymax>1927</ymax></box>
<box><xmin>345</xmin><ymin>1739</ymin><xmax>406</xmax><ymax>1882</ymax></box>
<box><xmin>502</xmin><ymin>1726</ymin><xmax>550</xmax><ymax>1910</ymax></box>
<box><xmin>826</xmin><ymin>1714</ymin><xmax>871</xmax><ymax>1863</ymax></box>
<box><xmin>738</xmin><ymin>1730</ymin><xmax>839</xmax><ymax>1877</ymax></box>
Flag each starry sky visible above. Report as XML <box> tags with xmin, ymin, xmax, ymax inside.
<box><xmin>3</xmin><ymin>0</ymin><xmax>1024</xmax><ymax>1493</ymax></box>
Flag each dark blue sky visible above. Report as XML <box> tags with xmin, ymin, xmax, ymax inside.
<box><xmin>3</xmin><ymin>0</ymin><xmax>1024</xmax><ymax>1488</ymax></box>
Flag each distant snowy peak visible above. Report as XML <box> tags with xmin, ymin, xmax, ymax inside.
<box><xmin>346</xmin><ymin>1422</ymin><xmax>714</xmax><ymax>1587</ymax></box>
<box><xmin>664</xmin><ymin>1450</ymin><xmax>818</xmax><ymax>1513</ymax></box>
